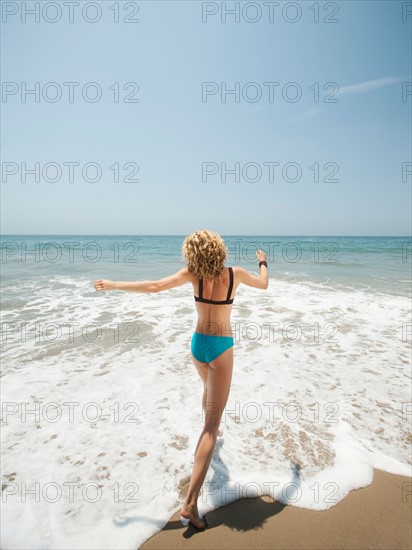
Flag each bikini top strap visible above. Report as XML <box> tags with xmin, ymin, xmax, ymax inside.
<box><xmin>198</xmin><ymin>277</ymin><xmax>203</xmax><ymax>299</ymax></box>
<box><xmin>226</xmin><ymin>267</ymin><xmax>234</xmax><ymax>301</ymax></box>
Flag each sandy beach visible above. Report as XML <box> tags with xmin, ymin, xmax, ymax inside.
<box><xmin>141</xmin><ymin>469</ymin><xmax>412</xmax><ymax>550</ymax></box>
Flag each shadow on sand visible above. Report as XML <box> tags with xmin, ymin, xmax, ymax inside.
<box><xmin>162</xmin><ymin>437</ymin><xmax>302</xmax><ymax>540</ymax></box>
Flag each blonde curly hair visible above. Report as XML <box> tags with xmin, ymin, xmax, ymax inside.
<box><xmin>182</xmin><ymin>229</ymin><xmax>228</xmax><ymax>280</ymax></box>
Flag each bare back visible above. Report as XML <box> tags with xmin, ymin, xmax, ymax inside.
<box><xmin>189</xmin><ymin>266</ymin><xmax>240</xmax><ymax>337</ymax></box>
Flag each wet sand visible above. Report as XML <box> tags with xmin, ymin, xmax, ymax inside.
<box><xmin>141</xmin><ymin>469</ymin><xmax>412</xmax><ymax>549</ymax></box>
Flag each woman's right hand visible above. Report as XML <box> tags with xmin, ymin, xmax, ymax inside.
<box><xmin>256</xmin><ymin>249</ymin><xmax>267</xmax><ymax>262</ymax></box>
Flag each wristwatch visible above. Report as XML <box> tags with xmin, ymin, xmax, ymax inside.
<box><xmin>259</xmin><ymin>261</ymin><xmax>268</xmax><ymax>268</ymax></box>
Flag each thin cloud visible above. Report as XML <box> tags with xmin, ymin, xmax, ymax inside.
<box><xmin>288</xmin><ymin>108</ymin><xmax>320</xmax><ymax>123</ymax></box>
<box><xmin>288</xmin><ymin>76</ymin><xmax>404</xmax><ymax>123</ymax></box>
<box><xmin>336</xmin><ymin>76</ymin><xmax>404</xmax><ymax>96</ymax></box>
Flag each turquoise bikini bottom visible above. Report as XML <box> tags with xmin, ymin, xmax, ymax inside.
<box><xmin>191</xmin><ymin>331</ymin><xmax>234</xmax><ymax>364</ymax></box>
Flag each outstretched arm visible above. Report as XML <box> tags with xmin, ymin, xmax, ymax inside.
<box><xmin>236</xmin><ymin>249</ymin><xmax>268</xmax><ymax>289</ymax></box>
<box><xmin>94</xmin><ymin>267</ymin><xmax>192</xmax><ymax>293</ymax></box>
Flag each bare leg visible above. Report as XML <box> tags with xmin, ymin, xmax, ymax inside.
<box><xmin>192</xmin><ymin>354</ymin><xmax>224</xmax><ymax>435</ymax></box>
<box><xmin>181</xmin><ymin>347</ymin><xmax>233</xmax><ymax>528</ymax></box>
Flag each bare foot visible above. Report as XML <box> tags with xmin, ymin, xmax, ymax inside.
<box><xmin>180</xmin><ymin>504</ymin><xmax>207</xmax><ymax>529</ymax></box>
<box><xmin>218</xmin><ymin>428</ymin><xmax>223</xmax><ymax>437</ymax></box>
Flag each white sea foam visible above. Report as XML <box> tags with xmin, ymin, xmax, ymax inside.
<box><xmin>1</xmin><ymin>275</ymin><xmax>411</xmax><ymax>549</ymax></box>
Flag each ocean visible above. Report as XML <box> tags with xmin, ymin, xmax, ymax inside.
<box><xmin>1</xmin><ymin>235</ymin><xmax>411</xmax><ymax>549</ymax></box>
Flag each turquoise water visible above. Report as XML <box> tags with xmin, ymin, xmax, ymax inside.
<box><xmin>1</xmin><ymin>235</ymin><xmax>411</xmax><ymax>297</ymax></box>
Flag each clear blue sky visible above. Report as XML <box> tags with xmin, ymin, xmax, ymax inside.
<box><xmin>1</xmin><ymin>0</ymin><xmax>411</xmax><ymax>236</ymax></box>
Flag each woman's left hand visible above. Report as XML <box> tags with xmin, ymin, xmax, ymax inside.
<box><xmin>94</xmin><ymin>279</ymin><xmax>116</xmax><ymax>291</ymax></box>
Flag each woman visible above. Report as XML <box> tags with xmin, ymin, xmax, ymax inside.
<box><xmin>94</xmin><ymin>229</ymin><xmax>268</xmax><ymax>529</ymax></box>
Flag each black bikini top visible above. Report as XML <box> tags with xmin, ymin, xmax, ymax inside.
<box><xmin>194</xmin><ymin>267</ymin><xmax>234</xmax><ymax>305</ymax></box>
